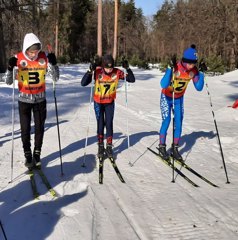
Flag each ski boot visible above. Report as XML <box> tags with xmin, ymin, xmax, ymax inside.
<box><xmin>170</xmin><ymin>144</ymin><xmax>183</xmax><ymax>162</ymax></box>
<box><xmin>24</xmin><ymin>151</ymin><xmax>34</xmax><ymax>170</ymax></box>
<box><xmin>33</xmin><ymin>149</ymin><xmax>41</xmax><ymax>169</ymax></box>
<box><xmin>98</xmin><ymin>143</ymin><xmax>105</xmax><ymax>158</ymax></box>
<box><xmin>105</xmin><ymin>143</ymin><xmax>113</xmax><ymax>158</ymax></box>
<box><xmin>157</xmin><ymin>144</ymin><xmax>170</xmax><ymax>160</ymax></box>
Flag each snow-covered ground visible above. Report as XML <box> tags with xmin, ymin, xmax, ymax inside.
<box><xmin>0</xmin><ymin>64</ymin><xmax>238</xmax><ymax>240</ymax></box>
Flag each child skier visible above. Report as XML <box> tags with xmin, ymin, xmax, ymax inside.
<box><xmin>81</xmin><ymin>54</ymin><xmax>135</xmax><ymax>158</ymax></box>
<box><xmin>158</xmin><ymin>44</ymin><xmax>206</xmax><ymax>161</ymax></box>
<box><xmin>4</xmin><ymin>33</ymin><xmax>59</xmax><ymax>169</ymax></box>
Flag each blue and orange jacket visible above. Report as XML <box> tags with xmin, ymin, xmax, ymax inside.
<box><xmin>161</xmin><ymin>61</ymin><xmax>204</xmax><ymax>98</ymax></box>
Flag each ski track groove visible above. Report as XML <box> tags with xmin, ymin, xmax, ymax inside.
<box><xmin>89</xmin><ymin>187</ymin><xmax>98</xmax><ymax>240</ymax></box>
<box><xmin>105</xmin><ymin>161</ymin><xmax>218</xmax><ymax>240</ymax></box>
<box><xmin>105</xmin><ymin>175</ymin><xmax>166</xmax><ymax>239</ymax></box>
<box><xmin>83</xmin><ymin>173</ymin><xmax>107</xmax><ymax>240</ymax></box>
<box><xmin>80</xmin><ymin>175</ymin><xmax>98</xmax><ymax>240</ymax></box>
<box><xmin>86</xmin><ymin>159</ymin><xmax>162</xmax><ymax>239</ymax></box>
<box><xmin>79</xmin><ymin>155</ymin><xmax>142</xmax><ymax>240</ymax></box>
<box><xmin>100</xmin><ymin>154</ymin><xmax>180</xmax><ymax>239</ymax></box>
<box><xmin>105</xmin><ymin>183</ymin><xmax>149</xmax><ymax>240</ymax></box>
<box><xmin>55</xmin><ymin>220</ymin><xmax>67</xmax><ymax>240</ymax></box>
<box><xmin>88</xmin><ymin>183</ymin><xmax>141</xmax><ymax>240</ymax></box>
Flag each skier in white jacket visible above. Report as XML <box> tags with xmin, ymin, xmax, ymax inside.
<box><xmin>4</xmin><ymin>33</ymin><xmax>59</xmax><ymax>169</ymax></box>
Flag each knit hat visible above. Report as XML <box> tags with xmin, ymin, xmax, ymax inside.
<box><xmin>102</xmin><ymin>54</ymin><xmax>114</xmax><ymax>68</ymax></box>
<box><xmin>26</xmin><ymin>43</ymin><xmax>41</xmax><ymax>51</ymax></box>
<box><xmin>182</xmin><ymin>44</ymin><xmax>198</xmax><ymax>64</ymax></box>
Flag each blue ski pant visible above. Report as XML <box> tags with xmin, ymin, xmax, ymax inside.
<box><xmin>159</xmin><ymin>93</ymin><xmax>184</xmax><ymax>145</ymax></box>
<box><xmin>94</xmin><ymin>101</ymin><xmax>115</xmax><ymax>144</ymax></box>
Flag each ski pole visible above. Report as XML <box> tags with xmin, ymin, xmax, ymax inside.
<box><xmin>204</xmin><ymin>76</ymin><xmax>230</xmax><ymax>183</ymax></box>
<box><xmin>171</xmin><ymin>69</ymin><xmax>175</xmax><ymax>183</ymax></box>
<box><xmin>0</xmin><ymin>220</ymin><xmax>8</xmax><ymax>240</ymax></box>
<box><xmin>129</xmin><ymin>138</ymin><xmax>159</xmax><ymax>167</ymax></box>
<box><xmin>52</xmin><ymin>66</ymin><xmax>64</xmax><ymax>176</ymax></box>
<box><xmin>124</xmin><ymin>68</ymin><xmax>130</xmax><ymax>148</ymax></box>
<box><xmin>82</xmin><ymin>81</ymin><xmax>94</xmax><ymax>167</ymax></box>
<box><xmin>10</xmin><ymin>68</ymin><xmax>16</xmax><ymax>183</ymax></box>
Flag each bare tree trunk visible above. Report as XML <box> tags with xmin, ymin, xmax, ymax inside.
<box><xmin>55</xmin><ymin>0</ymin><xmax>59</xmax><ymax>56</ymax></box>
<box><xmin>32</xmin><ymin>0</ymin><xmax>40</xmax><ymax>35</ymax></box>
<box><xmin>113</xmin><ymin>0</ymin><xmax>118</xmax><ymax>60</ymax></box>
<box><xmin>0</xmin><ymin>8</ymin><xmax>6</xmax><ymax>73</ymax></box>
<box><xmin>97</xmin><ymin>0</ymin><xmax>102</xmax><ymax>57</ymax></box>
<box><xmin>124</xmin><ymin>35</ymin><xmax>127</xmax><ymax>56</ymax></box>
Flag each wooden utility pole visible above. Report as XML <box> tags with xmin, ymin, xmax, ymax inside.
<box><xmin>55</xmin><ymin>0</ymin><xmax>59</xmax><ymax>56</ymax></box>
<box><xmin>113</xmin><ymin>0</ymin><xmax>118</xmax><ymax>60</ymax></box>
<box><xmin>97</xmin><ymin>0</ymin><xmax>102</xmax><ymax>57</ymax></box>
<box><xmin>0</xmin><ymin>5</ymin><xmax>6</xmax><ymax>73</ymax></box>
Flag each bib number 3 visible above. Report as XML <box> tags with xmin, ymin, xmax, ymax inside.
<box><xmin>28</xmin><ymin>72</ymin><xmax>40</xmax><ymax>84</ymax></box>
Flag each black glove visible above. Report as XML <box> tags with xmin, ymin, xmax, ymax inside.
<box><xmin>89</xmin><ymin>55</ymin><xmax>102</xmax><ymax>72</ymax></box>
<box><xmin>199</xmin><ymin>59</ymin><xmax>207</xmax><ymax>72</ymax></box>
<box><xmin>122</xmin><ymin>57</ymin><xmax>129</xmax><ymax>69</ymax></box>
<box><xmin>89</xmin><ymin>62</ymin><xmax>97</xmax><ymax>72</ymax></box>
<box><xmin>170</xmin><ymin>54</ymin><xmax>177</xmax><ymax>68</ymax></box>
<box><xmin>8</xmin><ymin>57</ymin><xmax>17</xmax><ymax>71</ymax></box>
<box><xmin>94</xmin><ymin>55</ymin><xmax>102</xmax><ymax>66</ymax></box>
<box><xmin>47</xmin><ymin>53</ymin><xmax>57</xmax><ymax>65</ymax></box>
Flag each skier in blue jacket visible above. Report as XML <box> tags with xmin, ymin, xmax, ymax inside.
<box><xmin>158</xmin><ymin>45</ymin><xmax>207</xmax><ymax>161</ymax></box>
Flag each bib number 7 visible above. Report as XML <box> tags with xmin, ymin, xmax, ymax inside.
<box><xmin>103</xmin><ymin>84</ymin><xmax>111</xmax><ymax>94</ymax></box>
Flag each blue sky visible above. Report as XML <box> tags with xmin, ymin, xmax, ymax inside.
<box><xmin>125</xmin><ymin>0</ymin><xmax>164</xmax><ymax>16</ymax></box>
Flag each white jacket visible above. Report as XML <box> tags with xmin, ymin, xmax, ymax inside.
<box><xmin>22</xmin><ymin>33</ymin><xmax>42</xmax><ymax>61</ymax></box>
<box><xmin>4</xmin><ymin>33</ymin><xmax>59</xmax><ymax>103</ymax></box>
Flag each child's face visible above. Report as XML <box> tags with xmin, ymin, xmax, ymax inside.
<box><xmin>104</xmin><ymin>67</ymin><xmax>113</xmax><ymax>74</ymax></box>
<box><xmin>184</xmin><ymin>63</ymin><xmax>195</xmax><ymax>70</ymax></box>
<box><xmin>26</xmin><ymin>49</ymin><xmax>39</xmax><ymax>60</ymax></box>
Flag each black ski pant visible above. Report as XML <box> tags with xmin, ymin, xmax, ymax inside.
<box><xmin>18</xmin><ymin>100</ymin><xmax>47</xmax><ymax>154</ymax></box>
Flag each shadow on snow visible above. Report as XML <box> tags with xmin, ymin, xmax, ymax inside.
<box><xmin>0</xmin><ymin>183</ymin><xmax>87</xmax><ymax>240</ymax></box>
<box><xmin>179</xmin><ymin>130</ymin><xmax>216</xmax><ymax>155</ymax></box>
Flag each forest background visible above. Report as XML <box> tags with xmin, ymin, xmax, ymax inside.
<box><xmin>0</xmin><ymin>0</ymin><xmax>238</xmax><ymax>73</ymax></box>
